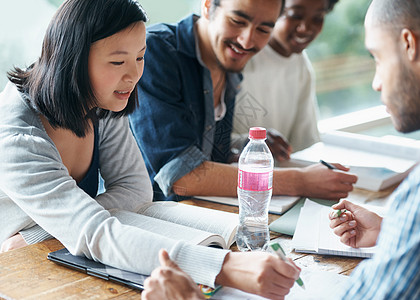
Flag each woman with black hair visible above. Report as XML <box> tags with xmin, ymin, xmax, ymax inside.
<box><xmin>0</xmin><ymin>0</ymin><xmax>300</xmax><ymax>297</ymax></box>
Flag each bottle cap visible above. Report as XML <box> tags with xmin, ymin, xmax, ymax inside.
<box><xmin>249</xmin><ymin>127</ymin><xmax>266</xmax><ymax>139</ymax></box>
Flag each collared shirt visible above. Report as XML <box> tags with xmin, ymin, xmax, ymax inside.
<box><xmin>129</xmin><ymin>14</ymin><xmax>242</xmax><ymax>201</ymax></box>
<box><xmin>335</xmin><ymin>165</ymin><xmax>420</xmax><ymax>300</ymax></box>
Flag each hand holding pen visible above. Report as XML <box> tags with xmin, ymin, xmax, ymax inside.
<box><xmin>320</xmin><ymin>159</ymin><xmax>338</xmax><ymax>170</ymax></box>
<box><xmin>329</xmin><ymin>200</ymin><xmax>382</xmax><ymax>248</ymax></box>
<box><xmin>270</xmin><ymin>242</ymin><xmax>305</xmax><ymax>289</ymax></box>
<box><xmin>296</xmin><ymin>161</ymin><xmax>358</xmax><ymax>200</ymax></box>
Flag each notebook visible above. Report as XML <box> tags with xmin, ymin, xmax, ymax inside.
<box><xmin>47</xmin><ymin>248</ymin><xmax>148</xmax><ymax>290</ymax></box>
<box><xmin>269</xmin><ymin>198</ymin><xmax>336</xmax><ymax>236</ymax></box>
<box><xmin>291</xmin><ymin>199</ymin><xmax>376</xmax><ymax>258</ymax></box>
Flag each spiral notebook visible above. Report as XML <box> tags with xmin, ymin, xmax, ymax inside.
<box><xmin>292</xmin><ymin>199</ymin><xmax>376</xmax><ymax>258</ymax></box>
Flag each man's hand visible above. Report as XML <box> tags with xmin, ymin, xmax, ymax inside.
<box><xmin>329</xmin><ymin>200</ymin><xmax>382</xmax><ymax>248</ymax></box>
<box><xmin>142</xmin><ymin>249</ymin><xmax>205</xmax><ymax>300</ymax></box>
<box><xmin>298</xmin><ymin>163</ymin><xmax>358</xmax><ymax>200</ymax></box>
<box><xmin>0</xmin><ymin>233</ymin><xmax>27</xmax><ymax>253</ymax></box>
<box><xmin>266</xmin><ymin>128</ymin><xmax>292</xmax><ymax>162</ymax></box>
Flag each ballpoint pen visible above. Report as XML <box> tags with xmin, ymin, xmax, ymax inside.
<box><xmin>320</xmin><ymin>159</ymin><xmax>337</xmax><ymax>170</ymax></box>
<box><xmin>270</xmin><ymin>242</ymin><xmax>305</xmax><ymax>289</ymax></box>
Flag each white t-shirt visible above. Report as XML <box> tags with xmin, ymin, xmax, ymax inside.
<box><xmin>232</xmin><ymin>45</ymin><xmax>320</xmax><ymax>152</ymax></box>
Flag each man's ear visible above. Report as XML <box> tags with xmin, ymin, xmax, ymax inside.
<box><xmin>401</xmin><ymin>28</ymin><xmax>419</xmax><ymax>61</ymax></box>
<box><xmin>201</xmin><ymin>0</ymin><xmax>211</xmax><ymax>20</ymax></box>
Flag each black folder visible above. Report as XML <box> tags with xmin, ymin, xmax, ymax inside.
<box><xmin>47</xmin><ymin>248</ymin><xmax>147</xmax><ymax>290</ymax></box>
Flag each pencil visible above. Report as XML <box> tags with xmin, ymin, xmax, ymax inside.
<box><xmin>270</xmin><ymin>242</ymin><xmax>305</xmax><ymax>289</ymax></box>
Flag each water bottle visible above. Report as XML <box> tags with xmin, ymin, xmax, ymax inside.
<box><xmin>236</xmin><ymin>127</ymin><xmax>273</xmax><ymax>252</ymax></box>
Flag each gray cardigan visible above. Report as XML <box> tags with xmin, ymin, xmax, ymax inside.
<box><xmin>0</xmin><ymin>82</ymin><xmax>228</xmax><ymax>287</ymax></box>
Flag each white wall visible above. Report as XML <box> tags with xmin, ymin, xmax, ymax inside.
<box><xmin>0</xmin><ymin>0</ymin><xmax>200</xmax><ymax>90</ymax></box>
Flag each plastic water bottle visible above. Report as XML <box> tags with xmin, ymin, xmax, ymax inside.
<box><xmin>236</xmin><ymin>127</ymin><xmax>273</xmax><ymax>252</ymax></box>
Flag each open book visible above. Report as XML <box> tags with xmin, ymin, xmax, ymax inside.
<box><xmin>112</xmin><ymin>201</ymin><xmax>238</xmax><ymax>249</ymax></box>
<box><xmin>280</xmin><ymin>131</ymin><xmax>420</xmax><ymax>191</ymax></box>
<box><xmin>195</xmin><ymin>195</ymin><xmax>301</xmax><ymax>215</ymax></box>
<box><xmin>292</xmin><ymin>199</ymin><xmax>376</xmax><ymax>258</ymax></box>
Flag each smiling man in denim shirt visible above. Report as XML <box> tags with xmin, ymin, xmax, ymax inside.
<box><xmin>129</xmin><ymin>0</ymin><xmax>357</xmax><ymax>202</ymax></box>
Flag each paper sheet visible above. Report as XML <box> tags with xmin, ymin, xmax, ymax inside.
<box><xmin>211</xmin><ymin>269</ymin><xmax>349</xmax><ymax>300</ymax></box>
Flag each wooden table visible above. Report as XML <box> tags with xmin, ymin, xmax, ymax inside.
<box><xmin>0</xmin><ymin>188</ymin><xmax>394</xmax><ymax>299</ymax></box>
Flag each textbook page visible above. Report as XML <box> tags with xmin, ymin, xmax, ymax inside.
<box><xmin>136</xmin><ymin>201</ymin><xmax>238</xmax><ymax>247</ymax></box>
<box><xmin>212</xmin><ymin>269</ymin><xmax>349</xmax><ymax>300</ymax></box>
<box><xmin>292</xmin><ymin>199</ymin><xmax>376</xmax><ymax>258</ymax></box>
<box><xmin>196</xmin><ymin>195</ymin><xmax>301</xmax><ymax>215</ymax></box>
<box><xmin>112</xmin><ymin>210</ymin><xmax>229</xmax><ymax>248</ymax></box>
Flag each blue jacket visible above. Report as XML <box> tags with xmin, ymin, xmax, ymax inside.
<box><xmin>129</xmin><ymin>14</ymin><xmax>242</xmax><ymax>201</ymax></box>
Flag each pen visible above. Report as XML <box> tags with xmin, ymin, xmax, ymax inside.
<box><xmin>334</xmin><ymin>209</ymin><xmax>347</xmax><ymax>218</ymax></box>
<box><xmin>270</xmin><ymin>242</ymin><xmax>305</xmax><ymax>290</ymax></box>
<box><xmin>320</xmin><ymin>159</ymin><xmax>337</xmax><ymax>170</ymax></box>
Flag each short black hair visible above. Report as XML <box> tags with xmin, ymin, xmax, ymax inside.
<box><xmin>327</xmin><ymin>0</ymin><xmax>340</xmax><ymax>12</ymax></box>
<box><xmin>8</xmin><ymin>0</ymin><xmax>148</xmax><ymax>137</ymax></box>
<box><xmin>210</xmin><ymin>0</ymin><xmax>285</xmax><ymax>17</ymax></box>
<box><xmin>368</xmin><ymin>0</ymin><xmax>420</xmax><ymax>32</ymax></box>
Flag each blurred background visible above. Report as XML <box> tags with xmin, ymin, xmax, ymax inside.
<box><xmin>1</xmin><ymin>0</ymin><xmax>419</xmax><ymax>139</ymax></box>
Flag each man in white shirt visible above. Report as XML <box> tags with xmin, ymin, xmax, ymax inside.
<box><xmin>232</xmin><ymin>0</ymin><xmax>339</xmax><ymax>161</ymax></box>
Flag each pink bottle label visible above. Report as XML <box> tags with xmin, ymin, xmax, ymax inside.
<box><xmin>238</xmin><ymin>169</ymin><xmax>273</xmax><ymax>191</ymax></box>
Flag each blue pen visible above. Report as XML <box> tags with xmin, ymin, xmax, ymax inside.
<box><xmin>320</xmin><ymin>159</ymin><xmax>337</xmax><ymax>170</ymax></box>
<box><xmin>270</xmin><ymin>242</ymin><xmax>305</xmax><ymax>289</ymax></box>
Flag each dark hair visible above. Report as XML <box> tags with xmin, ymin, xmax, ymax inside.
<box><xmin>210</xmin><ymin>0</ymin><xmax>285</xmax><ymax>17</ymax></box>
<box><xmin>327</xmin><ymin>0</ymin><xmax>339</xmax><ymax>12</ymax></box>
<box><xmin>7</xmin><ymin>0</ymin><xmax>148</xmax><ymax>137</ymax></box>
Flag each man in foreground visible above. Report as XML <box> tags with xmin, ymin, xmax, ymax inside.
<box><xmin>329</xmin><ymin>0</ymin><xmax>420</xmax><ymax>298</ymax></box>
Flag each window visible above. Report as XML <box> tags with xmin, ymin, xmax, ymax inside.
<box><xmin>306</xmin><ymin>0</ymin><xmax>420</xmax><ymax>140</ymax></box>
<box><xmin>307</xmin><ymin>0</ymin><xmax>378</xmax><ymax>119</ymax></box>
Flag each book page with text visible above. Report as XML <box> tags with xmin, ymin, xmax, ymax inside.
<box><xmin>136</xmin><ymin>202</ymin><xmax>238</xmax><ymax>247</ymax></box>
<box><xmin>111</xmin><ymin>210</ymin><xmax>227</xmax><ymax>248</ymax></box>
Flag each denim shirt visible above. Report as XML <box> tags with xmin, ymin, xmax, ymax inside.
<box><xmin>129</xmin><ymin>14</ymin><xmax>242</xmax><ymax>201</ymax></box>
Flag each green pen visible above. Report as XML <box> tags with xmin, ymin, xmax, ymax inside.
<box><xmin>270</xmin><ymin>242</ymin><xmax>305</xmax><ymax>289</ymax></box>
<box><xmin>334</xmin><ymin>209</ymin><xmax>347</xmax><ymax>218</ymax></box>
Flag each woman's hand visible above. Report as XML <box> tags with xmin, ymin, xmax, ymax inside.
<box><xmin>0</xmin><ymin>233</ymin><xmax>27</xmax><ymax>253</ymax></box>
<box><xmin>215</xmin><ymin>251</ymin><xmax>300</xmax><ymax>300</ymax></box>
<box><xmin>142</xmin><ymin>249</ymin><xmax>205</xmax><ymax>300</ymax></box>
